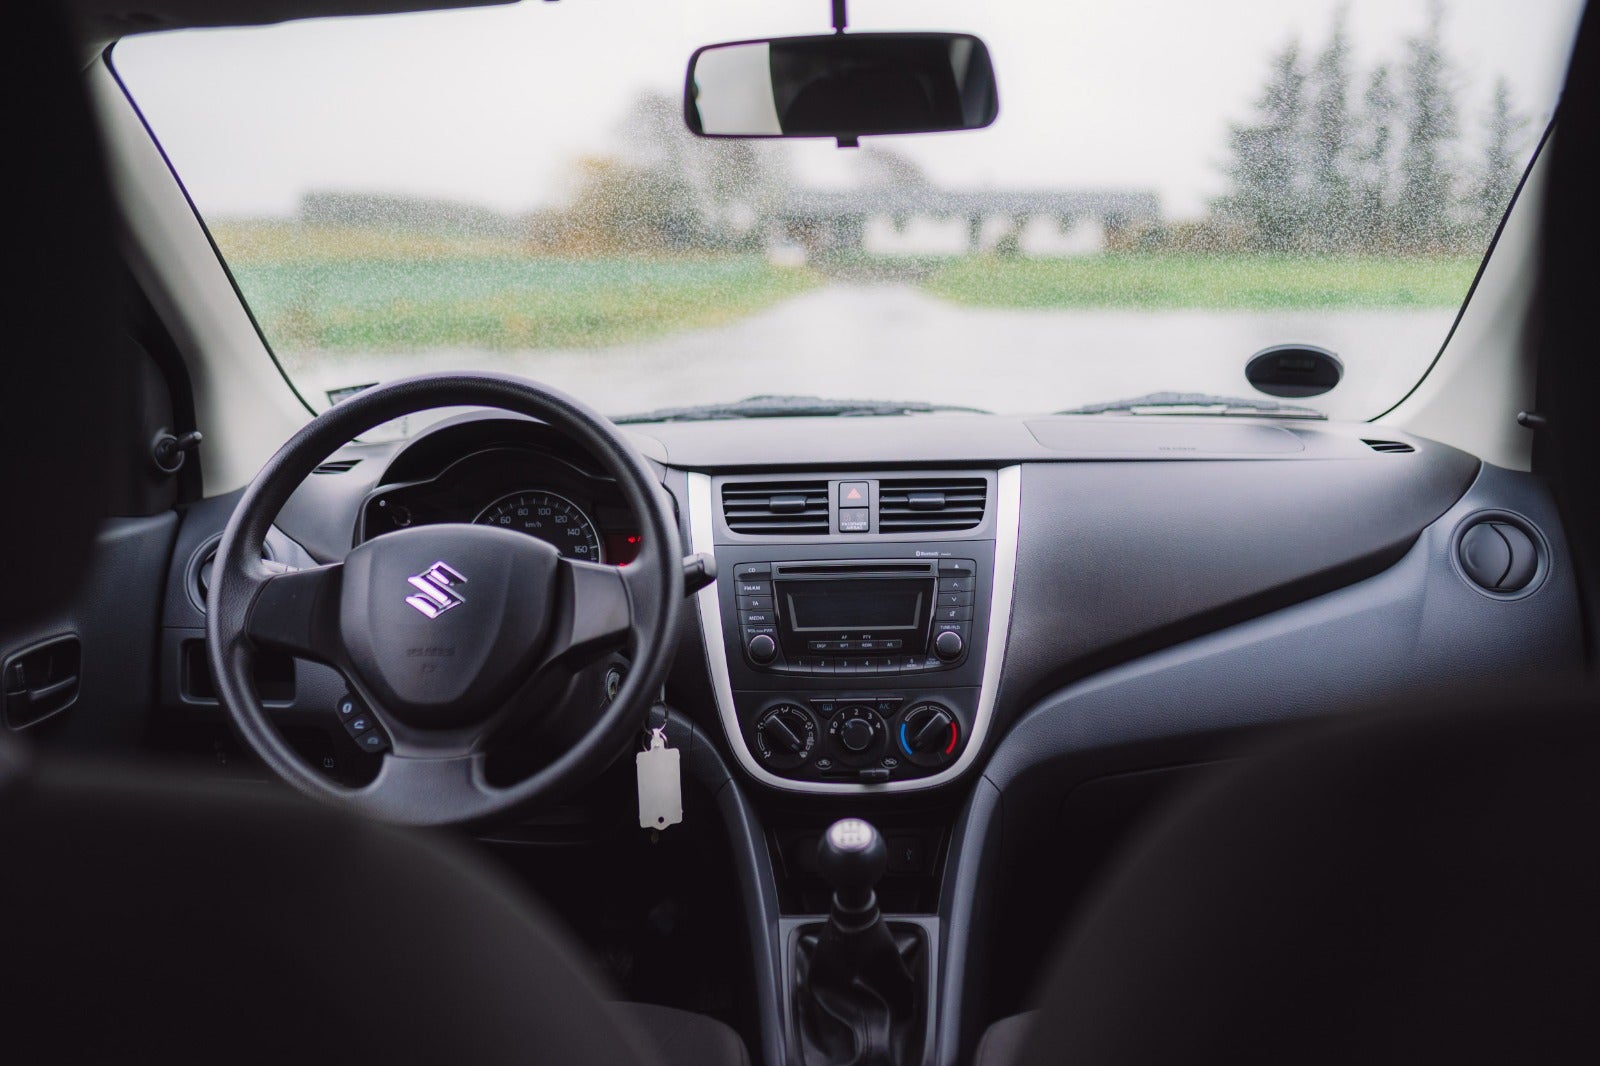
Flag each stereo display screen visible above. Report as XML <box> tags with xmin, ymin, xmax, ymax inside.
<box><xmin>780</xmin><ymin>578</ymin><xmax>930</xmax><ymax>633</ymax></box>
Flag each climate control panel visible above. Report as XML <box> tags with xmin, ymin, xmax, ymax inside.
<box><xmin>744</xmin><ymin>692</ymin><xmax>969</xmax><ymax>784</ymax></box>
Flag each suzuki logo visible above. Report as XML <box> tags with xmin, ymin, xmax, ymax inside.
<box><xmin>405</xmin><ymin>561</ymin><xmax>467</xmax><ymax>619</ymax></box>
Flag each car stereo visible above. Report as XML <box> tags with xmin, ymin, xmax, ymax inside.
<box><xmin>735</xmin><ymin>558</ymin><xmax>975</xmax><ymax>675</ymax></box>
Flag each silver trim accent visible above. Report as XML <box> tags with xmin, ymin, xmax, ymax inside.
<box><xmin>687</xmin><ymin>466</ymin><xmax>1021</xmax><ymax>794</ymax></box>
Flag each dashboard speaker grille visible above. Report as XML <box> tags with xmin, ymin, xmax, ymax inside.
<box><xmin>722</xmin><ymin>480</ymin><xmax>830</xmax><ymax>534</ymax></box>
<box><xmin>878</xmin><ymin>477</ymin><xmax>988</xmax><ymax>532</ymax></box>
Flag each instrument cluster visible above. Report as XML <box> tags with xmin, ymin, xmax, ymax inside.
<box><xmin>358</xmin><ymin>446</ymin><xmax>642</xmax><ymax>565</ymax></box>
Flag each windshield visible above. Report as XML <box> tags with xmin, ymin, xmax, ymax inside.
<box><xmin>114</xmin><ymin>0</ymin><xmax>1582</xmax><ymax>423</ymax></box>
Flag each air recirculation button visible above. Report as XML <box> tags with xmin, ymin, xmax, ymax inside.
<box><xmin>1459</xmin><ymin>521</ymin><xmax>1539</xmax><ymax>592</ymax></box>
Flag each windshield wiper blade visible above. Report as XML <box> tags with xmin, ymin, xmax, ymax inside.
<box><xmin>1053</xmin><ymin>391</ymin><xmax>1326</xmax><ymax>420</ymax></box>
<box><xmin>613</xmin><ymin>394</ymin><xmax>990</xmax><ymax>424</ymax></box>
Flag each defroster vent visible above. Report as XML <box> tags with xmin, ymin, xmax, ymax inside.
<box><xmin>722</xmin><ymin>480</ymin><xmax>830</xmax><ymax>535</ymax></box>
<box><xmin>878</xmin><ymin>477</ymin><xmax>988</xmax><ymax>533</ymax></box>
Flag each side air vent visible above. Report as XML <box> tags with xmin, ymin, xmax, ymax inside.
<box><xmin>313</xmin><ymin>458</ymin><xmax>362</xmax><ymax>474</ymax></box>
<box><xmin>722</xmin><ymin>480</ymin><xmax>830</xmax><ymax>535</ymax></box>
<box><xmin>879</xmin><ymin>477</ymin><xmax>988</xmax><ymax>533</ymax></box>
<box><xmin>1362</xmin><ymin>439</ymin><xmax>1416</xmax><ymax>454</ymax></box>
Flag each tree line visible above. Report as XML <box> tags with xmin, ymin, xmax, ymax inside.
<box><xmin>1210</xmin><ymin>3</ymin><xmax>1530</xmax><ymax>255</ymax></box>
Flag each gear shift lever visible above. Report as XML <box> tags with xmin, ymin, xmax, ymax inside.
<box><xmin>794</xmin><ymin>819</ymin><xmax>925</xmax><ymax>1065</ymax></box>
<box><xmin>818</xmin><ymin>818</ymin><xmax>888</xmax><ymax>925</ymax></box>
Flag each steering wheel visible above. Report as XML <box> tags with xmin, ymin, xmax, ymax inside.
<box><xmin>206</xmin><ymin>373</ymin><xmax>684</xmax><ymax>826</ymax></box>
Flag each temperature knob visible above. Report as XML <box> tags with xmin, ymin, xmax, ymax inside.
<box><xmin>898</xmin><ymin>703</ymin><xmax>960</xmax><ymax>767</ymax></box>
<box><xmin>754</xmin><ymin>704</ymin><xmax>817</xmax><ymax>770</ymax></box>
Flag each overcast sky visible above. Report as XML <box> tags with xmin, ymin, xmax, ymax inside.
<box><xmin>115</xmin><ymin>0</ymin><xmax>1586</xmax><ymax>220</ymax></box>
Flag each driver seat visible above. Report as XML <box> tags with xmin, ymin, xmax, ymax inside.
<box><xmin>0</xmin><ymin>752</ymin><xmax>749</xmax><ymax>1066</ymax></box>
<box><xmin>0</xmin><ymin>6</ymin><xmax>745</xmax><ymax>1066</ymax></box>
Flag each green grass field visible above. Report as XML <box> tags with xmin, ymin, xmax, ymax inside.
<box><xmin>920</xmin><ymin>253</ymin><xmax>1481</xmax><ymax>311</ymax></box>
<box><xmin>214</xmin><ymin>223</ymin><xmax>820</xmax><ymax>351</ymax></box>
<box><xmin>229</xmin><ymin>255</ymin><xmax>821</xmax><ymax>351</ymax></box>
<box><xmin>212</xmin><ymin>223</ymin><xmax>1481</xmax><ymax>353</ymax></box>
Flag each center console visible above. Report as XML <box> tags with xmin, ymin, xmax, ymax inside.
<box><xmin>687</xmin><ymin>468</ymin><xmax>1019</xmax><ymax>794</ymax></box>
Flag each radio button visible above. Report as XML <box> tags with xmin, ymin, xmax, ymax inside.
<box><xmin>740</xmin><ymin>609</ymin><xmax>776</xmax><ymax>626</ymax></box>
<box><xmin>737</xmin><ymin>594</ymin><xmax>774</xmax><ymax>611</ymax></box>
<box><xmin>935</xmin><ymin>606</ymin><xmax>974</xmax><ymax>622</ymax></box>
<box><xmin>934</xmin><ymin>621</ymin><xmax>967</xmax><ymax>635</ymax></box>
<box><xmin>938</xmin><ymin>577</ymin><xmax>974</xmax><ymax>593</ymax></box>
<box><xmin>746</xmin><ymin>633</ymin><xmax>777</xmax><ymax>664</ymax></box>
<box><xmin>734</xmin><ymin>562</ymin><xmax>772</xmax><ymax>577</ymax></box>
<box><xmin>937</xmin><ymin>592</ymin><xmax>973</xmax><ymax>608</ymax></box>
<box><xmin>939</xmin><ymin>559</ymin><xmax>976</xmax><ymax>574</ymax></box>
<box><xmin>736</xmin><ymin>580</ymin><xmax>772</xmax><ymax>596</ymax></box>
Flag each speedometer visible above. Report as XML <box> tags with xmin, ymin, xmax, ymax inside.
<box><xmin>473</xmin><ymin>490</ymin><xmax>603</xmax><ymax>561</ymax></box>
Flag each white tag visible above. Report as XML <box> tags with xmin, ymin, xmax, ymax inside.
<box><xmin>636</xmin><ymin>728</ymin><xmax>683</xmax><ymax>831</ymax></box>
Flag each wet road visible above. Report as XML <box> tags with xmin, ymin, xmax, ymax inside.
<box><xmin>285</xmin><ymin>284</ymin><xmax>1455</xmax><ymax>423</ymax></box>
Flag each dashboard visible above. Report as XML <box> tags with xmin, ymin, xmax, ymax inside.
<box><xmin>240</xmin><ymin>408</ymin><xmax>1587</xmax><ymax>802</ymax></box>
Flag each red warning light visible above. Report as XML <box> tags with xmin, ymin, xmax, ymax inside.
<box><xmin>607</xmin><ymin>532</ymin><xmax>643</xmax><ymax>566</ymax></box>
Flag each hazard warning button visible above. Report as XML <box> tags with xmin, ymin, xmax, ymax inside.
<box><xmin>838</xmin><ymin>481</ymin><xmax>870</xmax><ymax>507</ymax></box>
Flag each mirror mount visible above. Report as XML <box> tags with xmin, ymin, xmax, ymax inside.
<box><xmin>831</xmin><ymin>0</ymin><xmax>847</xmax><ymax>33</ymax></box>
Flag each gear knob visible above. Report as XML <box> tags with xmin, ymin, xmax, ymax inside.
<box><xmin>818</xmin><ymin>818</ymin><xmax>887</xmax><ymax>912</ymax></box>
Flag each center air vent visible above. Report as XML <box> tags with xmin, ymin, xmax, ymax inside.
<box><xmin>879</xmin><ymin>477</ymin><xmax>988</xmax><ymax>533</ymax></box>
<box><xmin>722</xmin><ymin>480</ymin><xmax>830</xmax><ymax>535</ymax></box>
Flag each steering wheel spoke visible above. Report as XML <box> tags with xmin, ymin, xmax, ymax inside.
<box><xmin>244</xmin><ymin>562</ymin><xmax>346</xmax><ymax>664</ymax></box>
<box><xmin>354</xmin><ymin>749</ymin><xmax>496</xmax><ymax>820</ymax></box>
<box><xmin>540</xmin><ymin>558</ymin><xmax>636</xmax><ymax>669</ymax></box>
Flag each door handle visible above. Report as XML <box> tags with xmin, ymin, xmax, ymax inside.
<box><xmin>2</xmin><ymin>634</ymin><xmax>81</xmax><ymax>729</ymax></box>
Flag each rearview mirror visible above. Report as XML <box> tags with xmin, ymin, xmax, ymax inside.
<box><xmin>684</xmin><ymin>33</ymin><xmax>998</xmax><ymax>145</ymax></box>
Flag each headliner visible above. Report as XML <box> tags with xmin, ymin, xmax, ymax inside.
<box><xmin>67</xmin><ymin>0</ymin><xmax>516</xmax><ymax>43</ymax></box>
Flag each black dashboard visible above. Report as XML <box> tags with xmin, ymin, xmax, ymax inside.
<box><xmin>216</xmin><ymin>408</ymin><xmax>1585</xmax><ymax>802</ymax></box>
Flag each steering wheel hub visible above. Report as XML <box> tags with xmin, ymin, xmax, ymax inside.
<box><xmin>339</xmin><ymin>524</ymin><xmax>560</xmax><ymax>729</ymax></box>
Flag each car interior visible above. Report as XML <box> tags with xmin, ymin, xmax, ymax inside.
<box><xmin>5</xmin><ymin>0</ymin><xmax>1600</xmax><ymax>1063</ymax></box>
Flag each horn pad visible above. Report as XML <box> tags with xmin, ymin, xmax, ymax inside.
<box><xmin>339</xmin><ymin>524</ymin><xmax>559</xmax><ymax>728</ymax></box>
